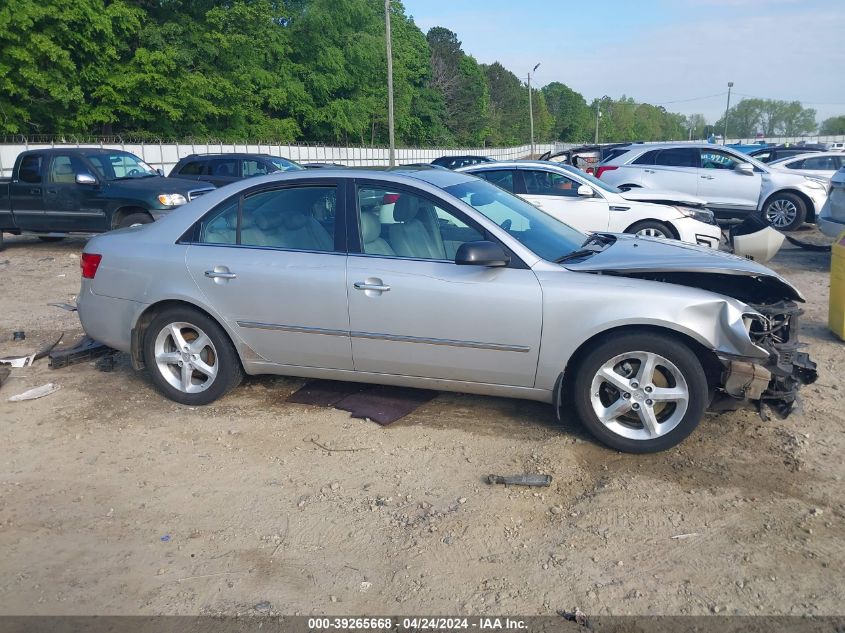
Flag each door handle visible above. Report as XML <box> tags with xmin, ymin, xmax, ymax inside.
<box><xmin>45</xmin><ymin>188</ymin><xmax>57</xmax><ymax>195</ymax></box>
<box><xmin>644</xmin><ymin>169</ymin><xmax>655</xmax><ymax>174</ymax></box>
<box><xmin>205</xmin><ymin>270</ymin><xmax>237</xmax><ymax>279</ymax></box>
<box><xmin>30</xmin><ymin>188</ymin><xmax>41</xmax><ymax>195</ymax></box>
<box><xmin>700</xmin><ymin>175</ymin><xmax>714</xmax><ymax>180</ymax></box>
<box><xmin>354</xmin><ymin>281</ymin><xmax>391</xmax><ymax>292</ymax></box>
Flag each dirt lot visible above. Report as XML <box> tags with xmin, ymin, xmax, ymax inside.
<box><xmin>0</xmin><ymin>232</ymin><xmax>842</xmax><ymax>617</ymax></box>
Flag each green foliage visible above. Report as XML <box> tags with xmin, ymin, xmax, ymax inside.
<box><xmin>820</xmin><ymin>116</ymin><xmax>845</xmax><ymax>135</ymax></box>
<box><xmin>715</xmin><ymin>98</ymin><xmax>817</xmax><ymax>138</ymax></box>
<box><xmin>0</xmin><ymin>3</ymin><xmax>821</xmax><ymax>146</ymax></box>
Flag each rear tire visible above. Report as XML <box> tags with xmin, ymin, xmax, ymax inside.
<box><xmin>569</xmin><ymin>332</ymin><xmax>709</xmax><ymax>453</ymax></box>
<box><xmin>118</xmin><ymin>212</ymin><xmax>153</xmax><ymax>229</ymax></box>
<box><xmin>626</xmin><ymin>220</ymin><xmax>675</xmax><ymax>240</ymax></box>
<box><xmin>762</xmin><ymin>193</ymin><xmax>806</xmax><ymax>231</ymax></box>
<box><xmin>142</xmin><ymin>306</ymin><xmax>243</xmax><ymax>405</ymax></box>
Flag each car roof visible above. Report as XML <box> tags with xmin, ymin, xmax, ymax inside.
<box><xmin>23</xmin><ymin>148</ymin><xmax>137</xmax><ymax>156</ymax></box>
<box><xmin>246</xmin><ymin>166</ymin><xmax>477</xmax><ymax>188</ymax></box>
<box><xmin>177</xmin><ymin>153</ymin><xmax>295</xmax><ymax>160</ymax></box>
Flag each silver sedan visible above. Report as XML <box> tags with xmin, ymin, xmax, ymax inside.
<box><xmin>77</xmin><ymin>168</ymin><xmax>816</xmax><ymax>453</ymax></box>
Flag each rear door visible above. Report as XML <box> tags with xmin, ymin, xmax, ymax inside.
<box><xmin>637</xmin><ymin>147</ymin><xmax>701</xmax><ymax>196</ymax></box>
<box><xmin>203</xmin><ymin>158</ymin><xmax>240</xmax><ymax>187</ymax></box>
<box><xmin>697</xmin><ymin>148</ymin><xmax>761</xmax><ymax>211</ymax></box>
<box><xmin>346</xmin><ymin>181</ymin><xmax>542</xmax><ymax>387</ymax></box>
<box><xmin>520</xmin><ymin>168</ymin><xmax>611</xmax><ymax>232</ymax></box>
<box><xmin>184</xmin><ymin>180</ymin><xmax>353</xmax><ymax>370</ymax></box>
<box><xmin>8</xmin><ymin>153</ymin><xmax>45</xmax><ymax>230</ymax></box>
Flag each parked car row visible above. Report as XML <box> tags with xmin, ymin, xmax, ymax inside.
<box><xmin>77</xmin><ymin>166</ymin><xmax>817</xmax><ymax>454</ymax></box>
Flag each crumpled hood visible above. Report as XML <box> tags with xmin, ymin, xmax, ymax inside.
<box><xmin>619</xmin><ymin>189</ymin><xmax>708</xmax><ymax>207</ymax></box>
<box><xmin>564</xmin><ymin>233</ymin><xmax>803</xmax><ymax>302</ymax></box>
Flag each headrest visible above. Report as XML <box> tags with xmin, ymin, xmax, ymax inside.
<box><xmin>361</xmin><ymin>212</ymin><xmax>381</xmax><ymax>243</ymax></box>
<box><xmin>252</xmin><ymin>210</ymin><xmax>284</xmax><ymax>231</ymax></box>
<box><xmin>55</xmin><ymin>164</ymin><xmax>74</xmax><ymax>175</ymax></box>
<box><xmin>392</xmin><ymin>195</ymin><xmax>417</xmax><ymax>222</ymax></box>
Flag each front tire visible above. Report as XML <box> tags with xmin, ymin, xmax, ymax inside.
<box><xmin>763</xmin><ymin>193</ymin><xmax>806</xmax><ymax>231</ymax></box>
<box><xmin>118</xmin><ymin>212</ymin><xmax>153</xmax><ymax>229</ymax></box>
<box><xmin>569</xmin><ymin>332</ymin><xmax>709</xmax><ymax>453</ymax></box>
<box><xmin>626</xmin><ymin>220</ymin><xmax>675</xmax><ymax>240</ymax></box>
<box><xmin>142</xmin><ymin>307</ymin><xmax>243</xmax><ymax>405</ymax></box>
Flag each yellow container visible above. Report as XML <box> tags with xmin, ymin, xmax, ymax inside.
<box><xmin>830</xmin><ymin>231</ymin><xmax>845</xmax><ymax>341</ymax></box>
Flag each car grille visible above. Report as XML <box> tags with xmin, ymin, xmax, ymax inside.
<box><xmin>188</xmin><ymin>188</ymin><xmax>214</xmax><ymax>202</ymax></box>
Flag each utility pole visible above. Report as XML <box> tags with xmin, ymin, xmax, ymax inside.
<box><xmin>385</xmin><ymin>0</ymin><xmax>395</xmax><ymax>166</ymax></box>
<box><xmin>594</xmin><ymin>102</ymin><xmax>601</xmax><ymax>145</ymax></box>
<box><xmin>527</xmin><ymin>63</ymin><xmax>540</xmax><ymax>157</ymax></box>
<box><xmin>723</xmin><ymin>81</ymin><xmax>733</xmax><ymax>145</ymax></box>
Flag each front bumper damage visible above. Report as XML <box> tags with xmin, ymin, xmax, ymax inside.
<box><xmin>715</xmin><ymin>301</ymin><xmax>817</xmax><ymax>419</ymax></box>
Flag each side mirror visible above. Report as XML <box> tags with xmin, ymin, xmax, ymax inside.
<box><xmin>455</xmin><ymin>241</ymin><xmax>510</xmax><ymax>267</ymax></box>
<box><xmin>735</xmin><ymin>163</ymin><xmax>754</xmax><ymax>175</ymax></box>
<box><xmin>75</xmin><ymin>173</ymin><xmax>98</xmax><ymax>185</ymax></box>
<box><xmin>156</xmin><ymin>168</ymin><xmax>164</xmax><ymax>176</ymax></box>
<box><xmin>577</xmin><ymin>184</ymin><xmax>595</xmax><ymax>197</ymax></box>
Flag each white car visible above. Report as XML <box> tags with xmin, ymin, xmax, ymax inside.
<box><xmin>457</xmin><ymin>161</ymin><xmax>722</xmax><ymax>248</ymax></box>
<box><xmin>596</xmin><ymin>143</ymin><xmax>830</xmax><ymax>231</ymax></box>
<box><xmin>819</xmin><ymin>167</ymin><xmax>845</xmax><ymax>238</ymax></box>
<box><xmin>768</xmin><ymin>151</ymin><xmax>845</xmax><ymax>181</ymax></box>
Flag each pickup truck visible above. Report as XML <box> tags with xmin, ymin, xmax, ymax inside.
<box><xmin>0</xmin><ymin>148</ymin><xmax>214</xmax><ymax>249</ymax></box>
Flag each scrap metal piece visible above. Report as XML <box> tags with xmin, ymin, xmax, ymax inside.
<box><xmin>9</xmin><ymin>383</ymin><xmax>61</xmax><ymax>402</ymax></box>
<box><xmin>487</xmin><ymin>473</ymin><xmax>552</xmax><ymax>487</ymax></box>
<box><xmin>0</xmin><ymin>354</ymin><xmax>34</xmax><ymax>368</ymax></box>
<box><xmin>47</xmin><ymin>302</ymin><xmax>78</xmax><ymax>312</ymax></box>
<box><xmin>49</xmin><ymin>336</ymin><xmax>112</xmax><ymax>369</ymax></box>
<box><xmin>12</xmin><ymin>331</ymin><xmax>25</xmax><ymax>341</ymax></box>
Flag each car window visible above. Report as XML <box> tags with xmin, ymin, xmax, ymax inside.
<box><xmin>18</xmin><ymin>155</ymin><xmax>44</xmax><ymax>183</ymax></box>
<box><xmin>356</xmin><ymin>186</ymin><xmax>484</xmax><ymax>260</ymax></box>
<box><xmin>48</xmin><ymin>155</ymin><xmax>87</xmax><ymax>184</ymax></box>
<box><xmin>801</xmin><ymin>156</ymin><xmax>838</xmax><ymax>170</ymax></box>
<box><xmin>523</xmin><ymin>170</ymin><xmax>580</xmax><ymax>197</ymax></box>
<box><xmin>209</xmin><ymin>159</ymin><xmax>238</xmax><ymax>178</ymax></box>
<box><xmin>752</xmin><ymin>150</ymin><xmax>772</xmax><ymax>162</ymax></box>
<box><xmin>179</xmin><ymin>160</ymin><xmax>207</xmax><ymax>176</ymax></box>
<box><xmin>700</xmin><ymin>149</ymin><xmax>743</xmax><ymax>170</ymax></box>
<box><xmin>655</xmin><ymin>148</ymin><xmax>699</xmax><ymax>168</ymax></box>
<box><xmin>473</xmin><ymin>169</ymin><xmax>516</xmax><ymax>192</ymax></box>
<box><xmin>197</xmin><ymin>186</ymin><xmax>337</xmax><ymax>251</ymax></box>
<box><xmin>242</xmin><ymin>159</ymin><xmax>271</xmax><ymax>177</ymax></box>
<box><xmin>631</xmin><ymin>150</ymin><xmax>658</xmax><ymax>165</ymax></box>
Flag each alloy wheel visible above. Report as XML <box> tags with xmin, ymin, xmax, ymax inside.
<box><xmin>153</xmin><ymin>321</ymin><xmax>218</xmax><ymax>393</ymax></box>
<box><xmin>589</xmin><ymin>351</ymin><xmax>689</xmax><ymax>441</ymax></box>
<box><xmin>765</xmin><ymin>199</ymin><xmax>798</xmax><ymax>228</ymax></box>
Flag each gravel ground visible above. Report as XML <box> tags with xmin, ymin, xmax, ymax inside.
<box><xmin>0</xmin><ymin>230</ymin><xmax>842</xmax><ymax>617</ymax></box>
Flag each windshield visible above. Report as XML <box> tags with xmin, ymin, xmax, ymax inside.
<box><xmin>87</xmin><ymin>152</ymin><xmax>158</xmax><ymax>180</ymax></box>
<box><xmin>444</xmin><ymin>179</ymin><xmax>586</xmax><ymax>262</ymax></box>
<box><xmin>557</xmin><ymin>164</ymin><xmax>622</xmax><ymax>193</ymax></box>
<box><xmin>269</xmin><ymin>157</ymin><xmax>304</xmax><ymax>172</ymax></box>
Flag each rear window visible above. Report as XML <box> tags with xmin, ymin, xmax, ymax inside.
<box><xmin>18</xmin><ymin>154</ymin><xmax>43</xmax><ymax>183</ymax></box>
<box><xmin>600</xmin><ymin>149</ymin><xmax>628</xmax><ymax>164</ymax></box>
<box><xmin>655</xmin><ymin>148</ymin><xmax>699</xmax><ymax>168</ymax></box>
<box><xmin>474</xmin><ymin>170</ymin><xmax>516</xmax><ymax>192</ymax></box>
<box><xmin>631</xmin><ymin>150</ymin><xmax>658</xmax><ymax>165</ymax></box>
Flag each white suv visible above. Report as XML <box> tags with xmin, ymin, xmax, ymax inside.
<box><xmin>596</xmin><ymin>143</ymin><xmax>829</xmax><ymax>231</ymax></box>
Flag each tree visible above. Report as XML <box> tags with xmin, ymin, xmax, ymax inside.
<box><xmin>685</xmin><ymin>114</ymin><xmax>708</xmax><ymax>140</ymax></box>
<box><xmin>820</xmin><ymin>116</ymin><xmax>845</xmax><ymax>135</ymax></box>
<box><xmin>542</xmin><ymin>82</ymin><xmax>591</xmax><ymax>142</ymax></box>
<box><xmin>715</xmin><ymin>98</ymin><xmax>817</xmax><ymax>139</ymax></box>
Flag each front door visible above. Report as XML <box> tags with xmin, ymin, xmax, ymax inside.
<box><xmin>347</xmin><ymin>183</ymin><xmax>542</xmax><ymax>387</ymax></box>
<box><xmin>697</xmin><ymin>148</ymin><xmax>762</xmax><ymax>212</ymax></box>
<box><xmin>184</xmin><ymin>182</ymin><xmax>353</xmax><ymax>370</ymax></box>
<box><xmin>43</xmin><ymin>154</ymin><xmax>107</xmax><ymax>231</ymax></box>
<box><xmin>519</xmin><ymin>168</ymin><xmax>611</xmax><ymax>232</ymax></box>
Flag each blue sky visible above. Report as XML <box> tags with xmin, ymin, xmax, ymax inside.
<box><xmin>402</xmin><ymin>0</ymin><xmax>845</xmax><ymax>124</ymax></box>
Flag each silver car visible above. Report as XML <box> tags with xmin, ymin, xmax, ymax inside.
<box><xmin>78</xmin><ymin>168</ymin><xmax>817</xmax><ymax>453</ymax></box>
<box><xmin>597</xmin><ymin>143</ymin><xmax>830</xmax><ymax>231</ymax></box>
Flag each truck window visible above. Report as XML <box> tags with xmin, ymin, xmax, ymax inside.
<box><xmin>48</xmin><ymin>155</ymin><xmax>87</xmax><ymax>184</ymax></box>
<box><xmin>19</xmin><ymin>155</ymin><xmax>44</xmax><ymax>183</ymax></box>
<box><xmin>179</xmin><ymin>160</ymin><xmax>207</xmax><ymax>176</ymax></box>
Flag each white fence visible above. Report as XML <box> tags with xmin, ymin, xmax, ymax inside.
<box><xmin>0</xmin><ymin>141</ymin><xmax>557</xmax><ymax>178</ymax></box>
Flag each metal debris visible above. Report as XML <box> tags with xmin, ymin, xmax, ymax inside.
<box><xmin>49</xmin><ymin>336</ymin><xmax>112</xmax><ymax>369</ymax></box>
<box><xmin>557</xmin><ymin>608</ymin><xmax>590</xmax><ymax>628</ymax></box>
<box><xmin>47</xmin><ymin>302</ymin><xmax>78</xmax><ymax>312</ymax></box>
<box><xmin>9</xmin><ymin>383</ymin><xmax>61</xmax><ymax>402</ymax></box>
<box><xmin>487</xmin><ymin>473</ymin><xmax>552</xmax><ymax>487</ymax></box>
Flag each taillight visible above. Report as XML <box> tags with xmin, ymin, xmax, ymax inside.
<box><xmin>595</xmin><ymin>165</ymin><xmax>618</xmax><ymax>179</ymax></box>
<box><xmin>383</xmin><ymin>193</ymin><xmax>400</xmax><ymax>204</ymax></box>
<box><xmin>81</xmin><ymin>253</ymin><xmax>102</xmax><ymax>279</ymax></box>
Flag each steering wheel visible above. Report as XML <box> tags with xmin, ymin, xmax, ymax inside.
<box><xmin>126</xmin><ymin>168</ymin><xmax>141</xmax><ymax>176</ymax></box>
<box><xmin>500</xmin><ymin>219</ymin><xmax>512</xmax><ymax>230</ymax></box>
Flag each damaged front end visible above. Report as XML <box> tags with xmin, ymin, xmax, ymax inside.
<box><xmin>718</xmin><ymin>301</ymin><xmax>818</xmax><ymax>419</ymax></box>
